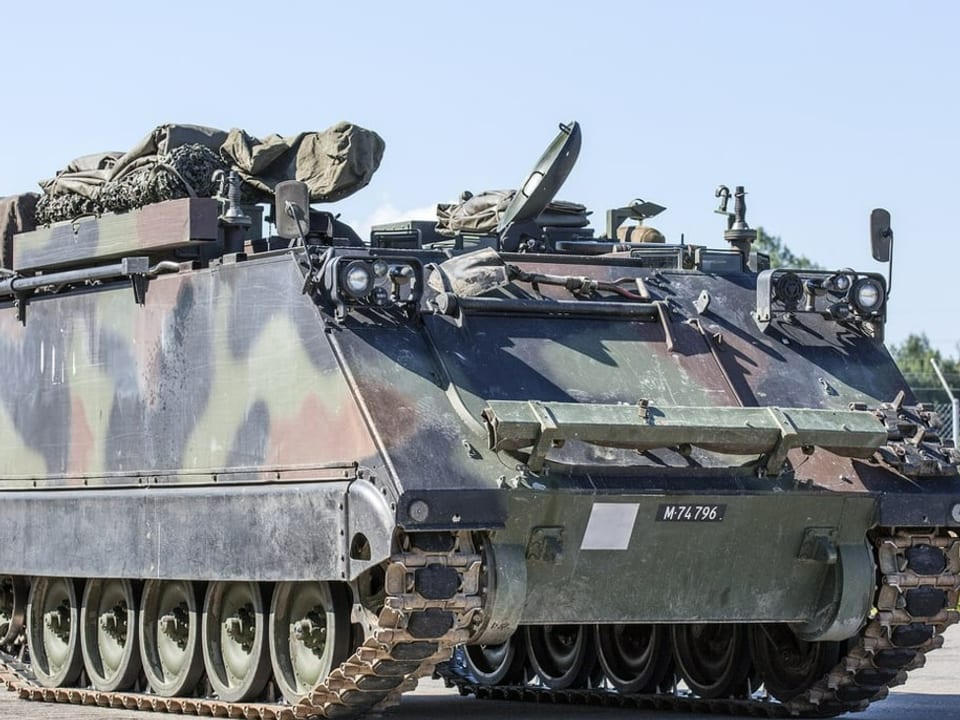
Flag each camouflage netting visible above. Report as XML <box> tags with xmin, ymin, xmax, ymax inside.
<box><xmin>99</xmin><ymin>145</ymin><xmax>227</xmax><ymax>214</ymax></box>
<box><xmin>31</xmin><ymin>122</ymin><xmax>385</xmax><ymax>225</ymax></box>
<box><xmin>36</xmin><ymin>144</ymin><xmax>228</xmax><ymax>225</ymax></box>
<box><xmin>34</xmin><ymin>192</ymin><xmax>99</xmax><ymax>225</ymax></box>
<box><xmin>436</xmin><ymin>189</ymin><xmax>589</xmax><ymax>236</ymax></box>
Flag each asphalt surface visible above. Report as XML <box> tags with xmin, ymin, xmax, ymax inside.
<box><xmin>2</xmin><ymin>626</ymin><xmax>958</xmax><ymax>719</ymax></box>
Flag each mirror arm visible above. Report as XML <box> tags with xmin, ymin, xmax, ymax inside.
<box><xmin>887</xmin><ymin>235</ymin><xmax>894</xmax><ymax>298</ymax></box>
<box><xmin>869</xmin><ymin>208</ymin><xmax>894</xmax><ymax>300</ymax></box>
<box><xmin>285</xmin><ymin>201</ymin><xmax>308</xmax><ymax>247</ymax></box>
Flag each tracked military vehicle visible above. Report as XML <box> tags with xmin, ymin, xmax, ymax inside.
<box><xmin>0</xmin><ymin>121</ymin><xmax>957</xmax><ymax>719</ymax></box>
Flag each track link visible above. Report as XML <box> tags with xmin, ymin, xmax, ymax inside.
<box><xmin>441</xmin><ymin>529</ymin><xmax>960</xmax><ymax>718</ymax></box>
<box><xmin>0</xmin><ymin>535</ymin><xmax>483</xmax><ymax>719</ymax></box>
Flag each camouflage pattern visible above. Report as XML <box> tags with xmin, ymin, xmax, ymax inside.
<box><xmin>1</xmin><ymin>217</ymin><xmax>955</xmax><ymax>625</ymax></box>
<box><xmin>0</xmin><ymin>123</ymin><xmax>958</xmax><ymax>718</ymax></box>
<box><xmin>0</xmin><ymin>240</ymin><xmax>396</xmax><ymax>584</ymax></box>
<box><xmin>0</xmin><ymin>253</ymin><xmax>375</xmax><ymax>479</ymax></box>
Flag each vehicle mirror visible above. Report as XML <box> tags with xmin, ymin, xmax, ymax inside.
<box><xmin>276</xmin><ymin>180</ymin><xmax>311</xmax><ymax>240</ymax></box>
<box><xmin>870</xmin><ymin>208</ymin><xmax>892</xmax><ymax>262</ymax></box>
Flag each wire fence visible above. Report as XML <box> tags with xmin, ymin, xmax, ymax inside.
<box><xmin>894</xmin><ymin>373</ymin><xmax>958</xmax><ymax>446</ymax></box>
<box><xmin>933</xmin><ymin>402</ymin><xmax>956</xmax><ymax>445</ymax></box>
<box><xmin>905</xmin><ymin>378</ymin><xmax>955</xmax><ymax>425</ymax></box>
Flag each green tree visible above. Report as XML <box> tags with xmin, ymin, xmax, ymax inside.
<box><xmin>755</xmin><ymin>227</ymin><xmax>821</xmax><ymax>269</ymax></box>
<box><xmin>888</xmin><ymin>333</ymin><xmax>960</xmax><ymax>401</ymax></box>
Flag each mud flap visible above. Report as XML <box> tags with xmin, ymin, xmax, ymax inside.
<box><xmin>471</xmin><ymin>543</ymin><xmax>527</xmax><ymax>645</ymax></box>
<box><xmin>796</xmin><ymin>540</ymin><xmax>875</xmax><ymax>642</ymax></box>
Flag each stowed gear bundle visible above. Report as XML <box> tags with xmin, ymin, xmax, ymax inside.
<box><xmin>30</xmin><ymin>122</ymin><xmax>385</xmax><ymax>225</ymax></box>
<box><xmin>35</xmin><ymin>142</ymin><xmax>226</xmax><ymax>226</ymax></box>
<box><xmin>436</xmin><ymin>189</ymin><xmax>589</xmax><ymax>237</ymax></box>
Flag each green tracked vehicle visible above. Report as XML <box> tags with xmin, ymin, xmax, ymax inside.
<box><xmin>0</xmin><ymin>121</ymin><xmax>957</xmax><ymax>719</ymax></box>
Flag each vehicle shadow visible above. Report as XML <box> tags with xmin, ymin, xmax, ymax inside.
<box><xmin>859</xmin><ymin>691</ymin><xmax>960</xmax><ymax>719</ymax></box>
<box><xmin>384</xmin><ymin>682</ymin><xmax>960</xmax><ymax>720</ymax></box>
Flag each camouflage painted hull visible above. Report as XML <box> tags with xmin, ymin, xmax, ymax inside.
<box><xmin>0</xmin><ymin>249</ymin><xmax>945</xmax><ymax>624</ymax></box>
<box><xmin>0</xmin><ymin>195</ymin><xmax>957</xmax><ymax>718</ymax></box>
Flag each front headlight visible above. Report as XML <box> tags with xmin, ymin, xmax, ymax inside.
<box><xmin>824</xmin><ymin>271</ymin><xmax>853</xmax><ymax>294</ymax></box>
<box><xmin>372</xmin><ymin>259</ymin><xmax>389</xmax><ymax>279</ymax></box>
<box><xmin>851</xmin><ymin>277</ymin><xmax>885</xmax><ymax>314</ymax></box>
<box><xmin>342</xmin><ymin>261</ymin><xmax>374</xmax><ymax>298</ymax></box>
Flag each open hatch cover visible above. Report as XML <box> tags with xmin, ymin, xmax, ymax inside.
<box><xmin>496</xmin><ymin>122</ymin><xmax>582</xmax><ymax>235</ymax></box>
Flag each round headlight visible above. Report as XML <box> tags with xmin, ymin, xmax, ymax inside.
<box><xmin>372</xmin><ymin>259</ymin><xmax>389</xmax><ymax>278</ymax></box>
<box><xmin>851</xmin><ymin>277</ymin><xmax>885</xmax><ymax>314</ymax></box>
<box><xmin>825</xmin><ymin>272</ymin><xmax>853</xmax><ymax>294</ymax></box>
<box><xmin>342</xmin><ymin>261</ymin><xmax>374</xmax><ymax>298</ymax></box>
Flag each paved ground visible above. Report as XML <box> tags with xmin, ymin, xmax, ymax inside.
<box><xmin>2</xmin><ymin>626</ymin><xmax>958</xmax><ymax>719</ymax></box>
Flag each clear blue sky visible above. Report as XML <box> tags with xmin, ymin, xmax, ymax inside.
<box><xmin>1</xmin><ymin>1</ymin><xmax>957</xmax><ymax>356</ymax></box>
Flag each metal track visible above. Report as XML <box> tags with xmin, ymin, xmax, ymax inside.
<box><xmin>440</xmin><ymin>529</ymin><xmax>960</xmax><ymax>718</ymax></box>
<box><xmin>0</xmin><ymin>537</ymin><xmax>483</xmax><ymax>719</ymax></box>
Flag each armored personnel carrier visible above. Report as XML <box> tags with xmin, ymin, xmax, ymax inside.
<box><xmin>0</xmin><ymin>121</ymin><xmax>957</xmax><ymax>719</ymax></box>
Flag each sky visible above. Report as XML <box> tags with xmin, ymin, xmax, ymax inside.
<box><xmin>0</xmin><ymin>1</ymin><xmax>957</xmax><ymax>357</ymax></box>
